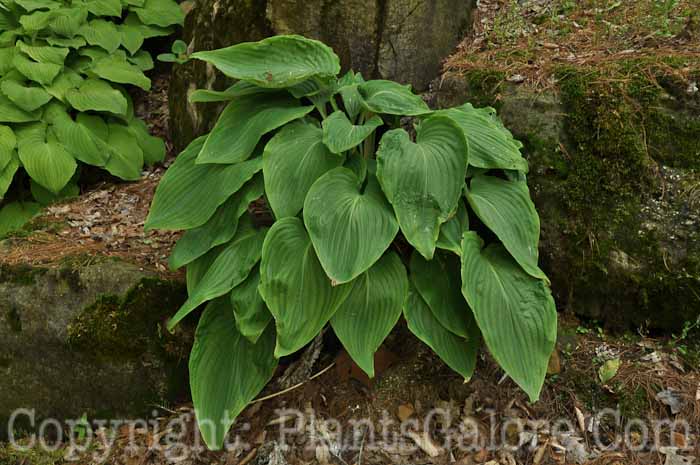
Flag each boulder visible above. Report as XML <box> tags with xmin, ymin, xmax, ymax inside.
<box><xmin>169</xmin><ymin>0</ymin><xmax>475</xmax><ymax>150</ymax></box>
<box><xmin>0</xmin><ymin>258</ymin><xmax>190</xmax><ymax>439</ymax></box>
<box><xmin>432</xmin><ymin>62</ymin><xmax>700</xmax><ymax>330</ymax></box>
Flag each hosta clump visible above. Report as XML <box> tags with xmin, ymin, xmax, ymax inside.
<box><xmin>0</xmin><ymin>0</ymin><xmax>183</xmax><ymax>216</ymax></box>
<box><xmin>146</xmin><ymin>35</ymin><xmax>558</xmax><ymax>449</ymax></box>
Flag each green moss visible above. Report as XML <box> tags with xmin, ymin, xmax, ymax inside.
<box><xmin>539</xmin><ymin>61</ymin><xmax>700</xmax><ymax>329</ymax></box>
<box><xmin>0</xmin><ymin>443</ymin><xmax>65</xmax><ymax>465</ymax></box>
<box><xmin>618</xmin><ymin>384</ymin><xmax>650</xmax><ymax>419</ymax></box>
<box><xmin>0</xmin><ymin>264</ymin><xmax>46</xmax><ymax>286</ymax></box>
<box><xmin>66</xmin><ymin>278</ymin><xmax>187</xmax><ymax>359</ymax></box>
<box><xmin>462</xmin><ymin>68</ymin><xmax>506</xmax><ymax>109</ymax></box>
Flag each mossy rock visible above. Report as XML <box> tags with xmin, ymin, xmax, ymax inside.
<box><xmin>434</xmin><ymin>60</ymin><xmax>700</xmax><ymax>331</ymax></box>
<box><xmin>0</xmin><ymin>258</ymin><xmax>190</xmax><ymax>440</ymax></box>
<box><xmin>169</xmin><ymin>0</ymin><xmax>475</xmax><ymax>151</ymax></box>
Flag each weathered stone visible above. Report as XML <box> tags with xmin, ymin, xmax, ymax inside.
<box><xmin>266</xmin><ymin>0</ymin><xmax>381</xmax><ymax>77</ymax></box>
<box><xmin>432</xmin><ymin>65</ymin><xmax>700</xmax><ymax>330</ymax></box>
<box><xmin>169</xmin><ymin>0</ymin><xmax>475</xmax><ymax>150</ymax></box>
<box><xmin>378</xmin><ymin>0</ymin><xmax>472</xmax><ymax>93</ymax></box>
<box><xmin>0</xmin><ymin>258</ymin><xmax>190</xmax><ymax>439</ymax></box>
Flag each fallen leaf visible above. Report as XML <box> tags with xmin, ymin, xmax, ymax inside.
<box><xmin>547</xmin><ymin>349</ymin><xmax>561</xmax><ymax>375</ymax></box>
<box><xmin>656</xmin><ymin>389</ymin><xmax>684</xmax><ymax>415</ymax></box>
<box><xmin>397</xmin><ymin>403</ymin><xmax>415</xmax><ymax>422</ymax></box>
<box><xmin>598</xmin><ymin>358</ymin><xmax>621</xmax><ymax>384</ymax></box>
<box><xmin>574</xmin><ymin>406</ymin><xmax>586</xmax><ymax>432</ymax></box>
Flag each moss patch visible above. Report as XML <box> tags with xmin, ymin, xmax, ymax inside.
<box><xmin>0</xmin><ymin>443</ymin><xmax>65</xmax><ymax>465</ymax></box>
<box><xmin>0</xmin><ymin>263</ymin><xmax>46</xmax><ymax>286</ymax></box>
<box><xmin>67</xmin><ymin>277</ymin><xmax>188</xmax><ymax>360</ymax></box>
<box><xmin>443</xmin><ymin>56</ymin><xmax>700</xmax><ymax>330</ymax></box>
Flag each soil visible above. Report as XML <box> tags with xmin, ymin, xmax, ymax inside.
<box><xmin>2</xmin><ymin>318</ymin><xmax>699</xmax><ymax>465</ymax></box>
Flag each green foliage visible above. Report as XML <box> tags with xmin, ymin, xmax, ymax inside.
<box><xmin>146</xmin><ymin>35</ymin><xmax>558</xmax><ymax>450</ymax></box>
<box><xmin>0</xmin><ymin>0</ymin><xmax>182</xmax><ymax>215</ymax></box>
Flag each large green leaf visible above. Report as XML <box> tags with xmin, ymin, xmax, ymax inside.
<box><xmin>103</xmin><ymin>123</ymin><xmax>144</xmax><ymax>180</ymax></box>
<box><xmin>262</xmin><ymin>119</ymin><xmax>343</xmax><ymax>219</ymax></box>
<box><xmin>168</xmin><ymin>222</ymin><xmax>267</xmax><ymax>330</ymax></box>
<box><xmin>0</xmin><ymin>125</ymin><xmax>16</xmax><ymax>172</ymax></box>
<box><xmin>78</xmin><ymin>19</ymin><xmax>121</xmax><ymax>53</ymax></box>
<box><xmin>16</xmin><ymin>41</ymin><xmax>68</xmax><ymax>65</ymax></box>
<box><xmin>49</xmin><ymin>7</ymin><xmax>88</xmax><ymax>37</ymax></box>
<box><xmin>89</xmin><ymin>54</ymin><xmax>151</xmax><ymax>90</ymax></box>
<box><xmin>65</xmin><ymin>78</ymin><xmax>127</xmax><ymax>115</ymax></box>
<box><xmin>321</xmin><ymin>111</ymin><xmax>382</xmax><ymax>154</ymax></box>
<box><xmin>131</xmin><ymin>0</ymin><xmax>184</xmax><ymax>27</ymax></box>
<box><xmin>192</xmin><ymin>35</ymin><xmax>340</xmax><ymax>89</ymax></box>
<box><xmin>16</xmin><ymin>122</ymin><xmax>77</xmax><ymax>193</ymax></box>
<box><xmin>0</xmin><ymin>201</ymin><xmax>42</xmax><ymax>238</ymax></box>
<box><xmin>13</xmin><ymin>52</ymin><xmax>62</xmax><ymax>85</ymax></box>
<box><xmin>81</xmin><ymin>0</ymin><xmax>121</xmax><ymax>17</ymax></box>
<box><xmin>186</xmin><ymin>246</ymin><xmax>222</xmax><ymax>295</ymax></box>
<box><xmin>231</xmin><ymin>265</ymin><xmax>273</xmax><ymax>344</ymax></box>
<box><xmin>145</xmin><ymin>137</ymin><xmax>262</xmax><ymax>231</ymax></box>
<box><xmin>436</xmin><ymin>103</ymin><xmax>528</xmax><ymax>172</ymax></box>
<box><xmin>436</xmin><ymin>200</ymin><xmax>469</xmax><ymax>256</ymax></box>
<box><xmin>189</xmin><ymin>81</ymin><xmax>278</xmax><ymax>103</ymax></box>
<box><xmin>197</xmin><ymin>94</ymin><xmax>313</xmax><ymax>164</ymax></box>
<box><xmin>127</xmin><ymin>118</ymin><xmax>164</xmax><ymax>164</ymax></box>
<box><xmin>127</xmin><ymin>50</ymin><xmax>153</xmax><ymax>71</ymax></box>
<box><xmin>19</xmin><ymin>10</ymin><xmax>54</xmax><ymax>32</ymax></box>
<box><xmin>330</xmin><ymin>252</ymin><xmax>407</xmax><ymax>377</ymax></box>
<box><xmin>466</xmin><ymin>174</ymin><xmax>545</xmax><ymax>280</ymax></box>
<box><xmin>45</xmin><ymin>36</ymin><xmax>87</xmax><ymax>48</ymax></box>
<box><xmin>0</xmin><ymin>79</ymin><xmax>52</xmax><ymax>112</ymax></box>
<box><xmin>169</xmin><ymin>177</ymin><xmax>264</xmax><ymax>270</ymax></box>
<box><xmin>460</xmin><ymin>232</ymin><xmax>557</xmax><ymax>401</ymax></box>
<box><xmin>0</xmin><ymin>47</ymin><xmax>16</xmax><ymax>75</ymax></box>
<box><xmin>118</xmin><ymin>22</ymin><xmax>145</xmax><ymax>55</ymax></box>
<box><xmin>304</xmin><ymin>168</ymin><xmax>399</xmax><ymax>284</ymax></box>
<box><xmin>118</xmin><ymin>13</ymin><xmax>172</xmax><ymax>54</ymax></box>
<box><xmin>337</xmin><ymin>71</ymin><xmax>365</xmax><ymax>120</ymax></box>
<box><xmin>410</xmin><ymin>251</ymin><xmax>473</xmax><ymax>338</ymax></box>
<box><xmin>15</xmin><ymin>0</ymin><xmax>60</xmax><ymax>12</ymax></box>
<box><xmin>404</xmin><ymin>283</ymin><xmax>479</xmax><ymax>380</ymax></box>
<box><xmin>51</xmin><ymin>111</ymin><xmax>109</xmax><ymax>167</ymax></box>
<box><xmin>0</xmin><ymin>93</ymin><xmax>37</xmax><ymax>122</ymax></box>
<box><xmin>358</xmin><ymin>80</ymin><xmax>431</xmax><ymax>116</ymax></box>
<box><xmin>259</xmin><ymin>217</ymin><xmax>352</xmax><ymax>357</ymax></box>
<box><xmin>377</xmin><ymin>115</ymin><xmax>468</xmax><ymax>260</ymax></box>
<box><xmin>43</xmin><ymin>69</ymin><xmax>83</xmax><ymax>102</ymax></box>
<box><xmin>189</xmin><ymin>297</ymin><xmax>277</xmax><ymax>451</ymax></box>
<box><xmin>0</xmin><ymin>152</ymin><xmax>19</xmax><ymax>198</ymax></box>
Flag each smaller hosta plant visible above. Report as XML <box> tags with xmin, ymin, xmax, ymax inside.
<box><xmin>0</xmin><ymin>0</ymin><xmax>184</xmax><ymax>210</ymax></box>
<box><xmin>146</xmin><ymin>35</ymin><xmax>557</xmax><ymax>449</ymax></box>
<box><xmin>157</xmin><ymin>39</ymin><xmax>188</xmax><ymax>64</ymax></box>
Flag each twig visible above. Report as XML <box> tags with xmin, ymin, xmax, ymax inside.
<box><xmin>251</xmin><ymin>362</ymin><xmax>335</xmax><ymax>404</ymax></box>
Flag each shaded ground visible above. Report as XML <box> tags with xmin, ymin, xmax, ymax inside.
<box><xmin>2</xmin><ymin>318</ymin><xmax>699</xmax><ymax>465</ymax></box>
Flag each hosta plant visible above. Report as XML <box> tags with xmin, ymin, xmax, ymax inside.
<box><xmin>146</xmin><ymin>35</ymin><xmax>558</xmax><ymax>450</ymax></box>
<box><xmin>0</xmin><ymin>0</ymin><xmax>183</xmax><ymax>219</ymax></box>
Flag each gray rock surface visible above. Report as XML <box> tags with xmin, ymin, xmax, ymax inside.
<box><xmin>169</xmin><ymin>0</ymin><xmax>475</xmax><ymax>150</ymax></box>
<box><xmin>432</xmin><ymin>71</ymin><xmax>700</xmax><ymax>330</ymax></box>
<box><xmin>0</xmin><ymin>259</ymin><xmax>189</xmax><ymax>439</ymax></box>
